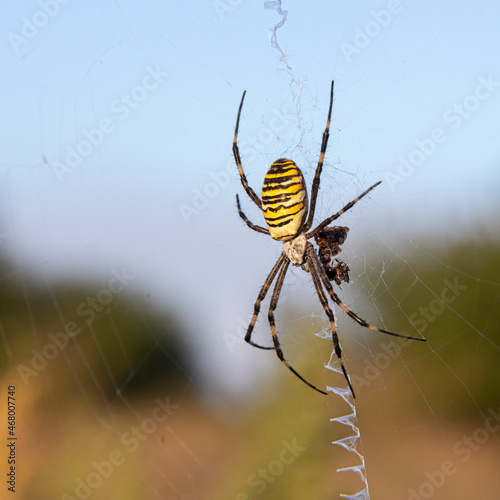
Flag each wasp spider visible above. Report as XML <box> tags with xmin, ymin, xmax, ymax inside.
<box><xmin>233</xmin><ymin>81</ymin><xmax>426</xmax><ymax>396</ymax></box>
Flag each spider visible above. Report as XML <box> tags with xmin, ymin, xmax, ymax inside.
<box><xmin>233</xmin><ymin>81</ymin><xmax>426</xmax><ymax>397</ymax></box>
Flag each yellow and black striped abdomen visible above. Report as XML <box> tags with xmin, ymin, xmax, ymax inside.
<box><xmin>261</xmin><ymin>159</ymin><xmax>308</xmax><ymax>241</ymax></box>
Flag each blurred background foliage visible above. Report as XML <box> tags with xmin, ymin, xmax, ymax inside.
<box><xmin>361</xmin><ymin>231</ymin><xmax>500</xmax><ymax>417</ymax></box>
<box><xmin>2</xmin><ymin>2</ymin><xmax>499</xmax><ymax>498</ymax></box>
<box><xmin>1</xmin><ymin>228</ymin><xmax>499</xmax><ymax>499</ymax></box>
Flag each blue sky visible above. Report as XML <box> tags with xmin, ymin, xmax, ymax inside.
<box><xmin>1</xmin><ymin>0</ymin><xmax>499</xmax><ymax>393</ymax></box>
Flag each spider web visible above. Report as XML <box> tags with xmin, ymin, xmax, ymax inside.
<box><xmin>241</xmin><ymin>2</ymin><xmax>500</xmax><ymax>498</ymax></box>
<box><xmin>1</xmin><ymin>2</ymin><xmax>500</xmax><ymax>500</ymax></box>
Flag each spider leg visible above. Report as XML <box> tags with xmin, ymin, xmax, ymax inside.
<box><xmin>236</xmin><ymin>194</ymin><xmax>270</xmax><ymax>235</ymax></box>
<box><xmin>307</xmin><ymin>181</ymin><xmax>381</xmax><ymax>239</ymax></box>
<box><xmin>303</xmin><ymin>80</ymin><xmax>334</xmax><ymax>232</ymax></box>
<box><xmin>305</xmin><ymin>243</ymin><xmax>355</xmax><ymax>397</ymax></box>
<box><xmin>233</xmin><ymin>91</ymin><xmax>263</xmax><ymax>210</ymax></box>
<box><xmin>245</xmin><ymin>253</ymin><xmax>287</xmax><ymax>350</ymax></box>
<box><xmin>268</xmin><ymin>257</ymin><xmax>328</xmax><ymax>395</ymax></box>
<box><xmin>310</xmin><ymin>246</ymin><xmax>426</xmax><ymax>342</ymax></box>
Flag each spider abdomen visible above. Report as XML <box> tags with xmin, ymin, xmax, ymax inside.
<box><xmin>261</xmin><ymin>159</ymin><xmax>308</xmax><ymax>241</ymax></box>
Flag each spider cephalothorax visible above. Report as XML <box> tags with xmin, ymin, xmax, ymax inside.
<box><xmin>233</xmin><ymin>81</ymin><xmax>426</xmax><ymax>396</ymax></box>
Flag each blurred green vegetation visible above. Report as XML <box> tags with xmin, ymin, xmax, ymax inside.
<box><xmin>204</xmin><ymin>232</ymin><xmax>500</xmax><ymax>499</ymax></box>
<box><xmin>0</xmin><ymin>255</ymin><xmax>196</xmax><ymax>499</ymax></box>
<box><xmin>358</xmin><ymin>233</ymin><xmax>500</xmax><ymax>419</ymax></box>
<box><xmin>0</xmin><ymin>257</ymin><xmax>194</xmax><ymax>401</ymax></box>
<box><xmin>1</xmin><ymin>230</ymin><xmax>499</xmax><ymax>499</ymax></box>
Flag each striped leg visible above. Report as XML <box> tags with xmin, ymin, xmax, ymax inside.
<box><xmin>311</xmin><ymin>247</ymin><xmax>426</xmax><ymax>342</ymax></box>
<box><xmin>307</xmin><ymin>181</ymin><xmax>382</xmax><ymax>239</ymax></box>
<box><xmin>303</xmin><ymin>80</ymin><xmax>334</xmax><ymax>232</ymax></box>
<box><xmin>305</xmin><ymin>244</ymin><xmax>355</xmax><ymax>397</ymax></box>
<box><xmin>245</xmin><ymin>253</ymin><xmax>287</xmax><ymax>350</ymax></box>
<box><xmin>268</xmin><ymin>257</ymin><xmax>328</xmax><ymax>395</ymax></box>
<box><xmin>233</xmin><ymin>91</ymin><xmax>263</xmax><ymax>210</ymax></box>
<box><xmin>236</xmin><ymin>194</ymin><xmax>270</xmax><ymax>235</ymax></box>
